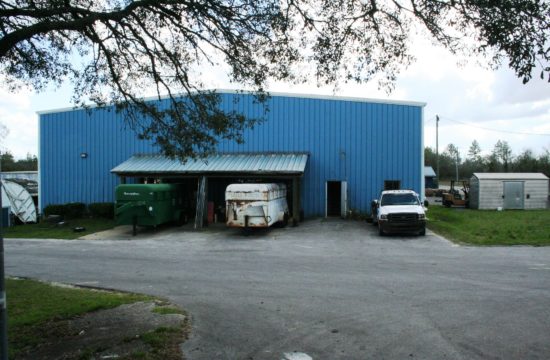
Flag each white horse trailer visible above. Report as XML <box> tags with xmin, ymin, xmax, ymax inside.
<box><xmin>226</xmin><ymin>183</ymin><xmax>289</xmax><ymax>228</ymax></box>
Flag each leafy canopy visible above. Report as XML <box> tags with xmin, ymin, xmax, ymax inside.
<box><xmin>1</xmin><ymin>0</ymin><xmax>549</xmax><ymax>159</ymax></box>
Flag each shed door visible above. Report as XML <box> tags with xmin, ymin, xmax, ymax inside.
<box><xmin>503</xmin><ymin>181</ymin><xmax>524</xmax><ymax>209</ymax></box>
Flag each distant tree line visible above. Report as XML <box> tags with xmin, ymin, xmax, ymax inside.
<box><xmin>0</xmin><ymin>152</ymin><xmax>38</xmax><ymax>171</ymax></box>
<box><xmin>425</xmin><ymin>140</ymin><xmax>550</xmax><ymax>182</ymax></box>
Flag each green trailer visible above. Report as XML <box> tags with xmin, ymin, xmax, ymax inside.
<box><xmin>115</xmin><ymin>183</ymin><xmax>186</xmax><ymax>235</ymax></box>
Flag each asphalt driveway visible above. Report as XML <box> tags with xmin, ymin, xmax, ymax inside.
<box><xmin>5</xmin><ymin>219</ymin><xmax>550</xmax><ymax>359</ymax></box>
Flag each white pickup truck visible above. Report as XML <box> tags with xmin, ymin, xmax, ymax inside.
<box><xmin>371</xmin><ymin>190</ymin><xmax>426</xmax><ymax>236</ymax></box>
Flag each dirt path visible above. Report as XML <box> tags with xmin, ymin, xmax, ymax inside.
<box><xmin>18</xmin><ymin>300</ymin><xmax>189</xmax><ymax>360</ymax></box>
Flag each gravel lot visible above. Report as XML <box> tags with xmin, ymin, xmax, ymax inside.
<box><xmin>5</xmin><ymin>219</ymin><xmax>550</xmax><ymax>359</ymax></box>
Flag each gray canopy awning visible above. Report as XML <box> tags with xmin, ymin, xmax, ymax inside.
<box><xmin>111</xmin><ymin>152</ymin><xmax>309</xmax><ymax>176</ymax></box>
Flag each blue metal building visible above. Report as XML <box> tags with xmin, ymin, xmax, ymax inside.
<box><xmin>39</xmin><ymin>90</ymin><xmax>425</xmax><ymax>220</ymax></box>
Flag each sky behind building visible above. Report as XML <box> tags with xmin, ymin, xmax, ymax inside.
<box><xmin>1</xmin><ymin>36</ymin><xmax>549</xmax><ymax>160</ymax></box>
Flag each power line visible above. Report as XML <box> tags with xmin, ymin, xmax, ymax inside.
<box><xmin>437</xmin><ymin>116</ymin><xmax>550</xmax><ymax>137</ymax></box>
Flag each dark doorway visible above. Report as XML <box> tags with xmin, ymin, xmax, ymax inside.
<box><xmin>384</xmin><ymin>180</ymin><xmax>401</xmax><ymax>190</ymax></box>
<box><xmin>326</xmin><ymin>181</ymin><xmax>341</xmax><ymax>217</ymax></box>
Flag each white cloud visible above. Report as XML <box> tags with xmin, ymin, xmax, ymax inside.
<box><xmin>491</xmin><ymin>67</ymin><xmax>550</xmax><ymax>105</ymax></box>
<box><xmin>0</xmin><ymin>82</ymin><xmax>77</xmax><ymax>159</ymax></box>
<box><xmin>1</xmin><ymin>111</ymin><xmax>37</xmax><ymax>159</ymax></box>
<box><xmin>0</xmin><ymin>87</ymin><xmax>37</xmax><ymax>159</ymax></box>
<box><xmin>0</xmin><ymin>87</ymin><xmax>32</xmax><ymax>109</ymax></box>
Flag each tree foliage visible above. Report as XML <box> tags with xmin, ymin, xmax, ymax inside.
<box><xmin>0</xmin><ymin>152</ymin><xmax>37</xmax><ymax>171</ymax></box>
<box><xmin>445</xmin><ymin>143</ymin><xmax>460</xmax><ymax>162</ymax></box>
<box><xmin>467</xmin><ymin>140</ymin><xmax>482</xmax><ymax>163</ymax></box>
<box><xmin>492</xmin><ymin>140</ymin><xmax>513</xmax><ymax>172</ymax></box>
<box><xmin>425</xmin><ymin>141</ymin><xmax>550</xmax><ymax>182</ymax></box>
<box><xmin>1</xmin><ymin>0</ymin><xmax>549</xmax><ymax>159</ymax></box>
<box><xmin>512</xmin><ymin>149</ymin><xmax>539</xmax><ymax>172</ymax></box>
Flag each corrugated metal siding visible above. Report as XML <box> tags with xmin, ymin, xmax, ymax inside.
<box><xmin>39</xmin><ymin>107</ymin><xmax>158</xmax><ymax>207</ymax></box>
<box><xmin>111</xmin><ymin>153</ymin><xmax>308</xmax><ymax>174</ymax></box>
<box><xmin>474</xmin><ymin>178</ymin><xmax>549</xmax><ymax>210</ymax></box>
<box><xmin>478</xmin><ymin>179</ymin><xmax>506</xmax><ymax>209</ymax></box>
<box><xmin>524</xmin><ymin>180</ymin><xmax>549</xmax><ymax>209</ymax></box>
<box><xmin>40</xmin><ymin>93</ymin><xmax>423</xmax><ymax>217</ymax></box>
<box><xmin>469</xmin><ymin>176</ymin><xmax>479</xmax><ymax>209</ymax></box>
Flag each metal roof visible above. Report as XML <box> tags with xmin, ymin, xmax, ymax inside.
<box><xmin>473</xmin><ymin>173</ymin><xmax>549</xmax><ymax>180</ymax></box>
<box><xmin>424</xmin><ymin>166</ymin><xmax>436</xmax><ymax>177</ymax></box>
<box><xmin>111</xmin><ymin>153</ymin><xmax>309</xmax><ymax>176</ymax></box>
<box><xmin>37</xmin><ymin>89</ymin><xmax>425</xmax><ymax>115</ymax></box>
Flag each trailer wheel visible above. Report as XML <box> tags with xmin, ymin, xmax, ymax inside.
<box><xmin>177</xmin><ymin>212</ymin><xmax>187</xmax><ymax>226</ymax></box>
<box><xmin>275</xmin><ymin>212</ymin><xmax>289</xmax><ymax>228</ymax></box>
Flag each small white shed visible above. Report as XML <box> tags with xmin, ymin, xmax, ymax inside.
<box><xmin>469</xmin><ymin>173</ymin><xmax>549</xmax><ymax>210</ymax></box>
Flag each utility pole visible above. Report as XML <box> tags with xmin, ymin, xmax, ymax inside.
<box><xmin>436</xmin><ymin>115</ymin><xmax>440</xmax><ymax>188</ymax></box>
<box><xmin>0</xmin><ymin>150</ymin><xmax>7</xmax><ymax>360</ymax></box>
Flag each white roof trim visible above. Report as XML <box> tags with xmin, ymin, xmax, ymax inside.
<box><xmin>473</xmin><ymin>172</ymin><xmax>549</xmax><ymax>180</ymax></box>
<box><xmin>214</xmin><ymin>89</ymin><xmax>427</xmax><ymax>107</ymax></box>
<box><xmin>37</xmin><ymin>88</ymin><xmax>426</xmax><ymax>115</ymax></box>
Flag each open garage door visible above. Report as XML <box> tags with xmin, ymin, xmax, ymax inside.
<box><xmin>112</xmin><ymin>152</ymin><xmax>309</xmax><ymax>228</ymax></box>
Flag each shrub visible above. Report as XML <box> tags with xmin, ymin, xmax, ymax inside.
<box><xmin>43</xmin><ymin>202</ymin><xmax>87</xmax><ymax>219</ymax></box>
<box><xmin>63</xmin><ymin>202</ymin><xmax>86</xmax><ymax>219</ymax></box>
<box><xmin>89</xmin><ymin>202</ymin><xmax>115</xmax><ymax>219</ymax></box>
<box><xmin>43</xmin><ymin>204</ymin><xmax>66</xmax><ymax>218</ymax></box>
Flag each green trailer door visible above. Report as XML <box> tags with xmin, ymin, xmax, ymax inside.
<box><xmin>115</xmin><ymin>184</ymin><xmax>185</xmax><ymax>234</ymax></box>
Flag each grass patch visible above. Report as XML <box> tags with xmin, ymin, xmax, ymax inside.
<box><xmin>427</xmin><ymin>206</ymin><xmax>550</xmax><ymax>246</ymax></box>
<box><xmin>7</xmin><ymin>278</ymin><xmax>151</xmax><ymax>357</ymax></box>
<box><xmin>119</xmin><ymin>325</ymin><xmax>188</xmax><ymax>360</ymax></box>
<box><xmin>3</xmin><ymin>218</ymin><xmax>115</xmax><ymax>239</ymax></box>
<box><xmin>152</xmin><ymin>306</ymin><xmax>186</xmax><ymax>315</ymax></box>
<box><xmin>135</xmin><ymin>326</ymin><xmax>186</xmax><ymax>360</ymax></box>
<box><xmin>141</xmin><ymin>326</ymin><xmax>181</xmax><ymax>348</ymax></box>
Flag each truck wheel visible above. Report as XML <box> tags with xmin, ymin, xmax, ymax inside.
<box><xmin>378</xmin><ymin>225</ymin><xmax>384</xmax><ymax>236</ymax></box>
<box><xmin>419</xmin><ymin>227</ymin><xmax>426</xmax><ymax>236</ymax></box>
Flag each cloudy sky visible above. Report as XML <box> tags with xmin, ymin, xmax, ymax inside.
<box><xmin>1</xmin><ymin>36</ymin><xmax>549</xmax><ymax>160</ymax></box>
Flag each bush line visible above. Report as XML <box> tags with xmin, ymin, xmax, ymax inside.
<box><xmin>43</xmin><ymin>202</ymin><xmax>114</xmax><ymax>219</ymax></box>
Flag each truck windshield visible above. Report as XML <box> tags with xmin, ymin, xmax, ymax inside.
<box><xmin>381</xmin><ymin>193</ymin><xmax>419</xmax><ymax>206</ymax></box>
